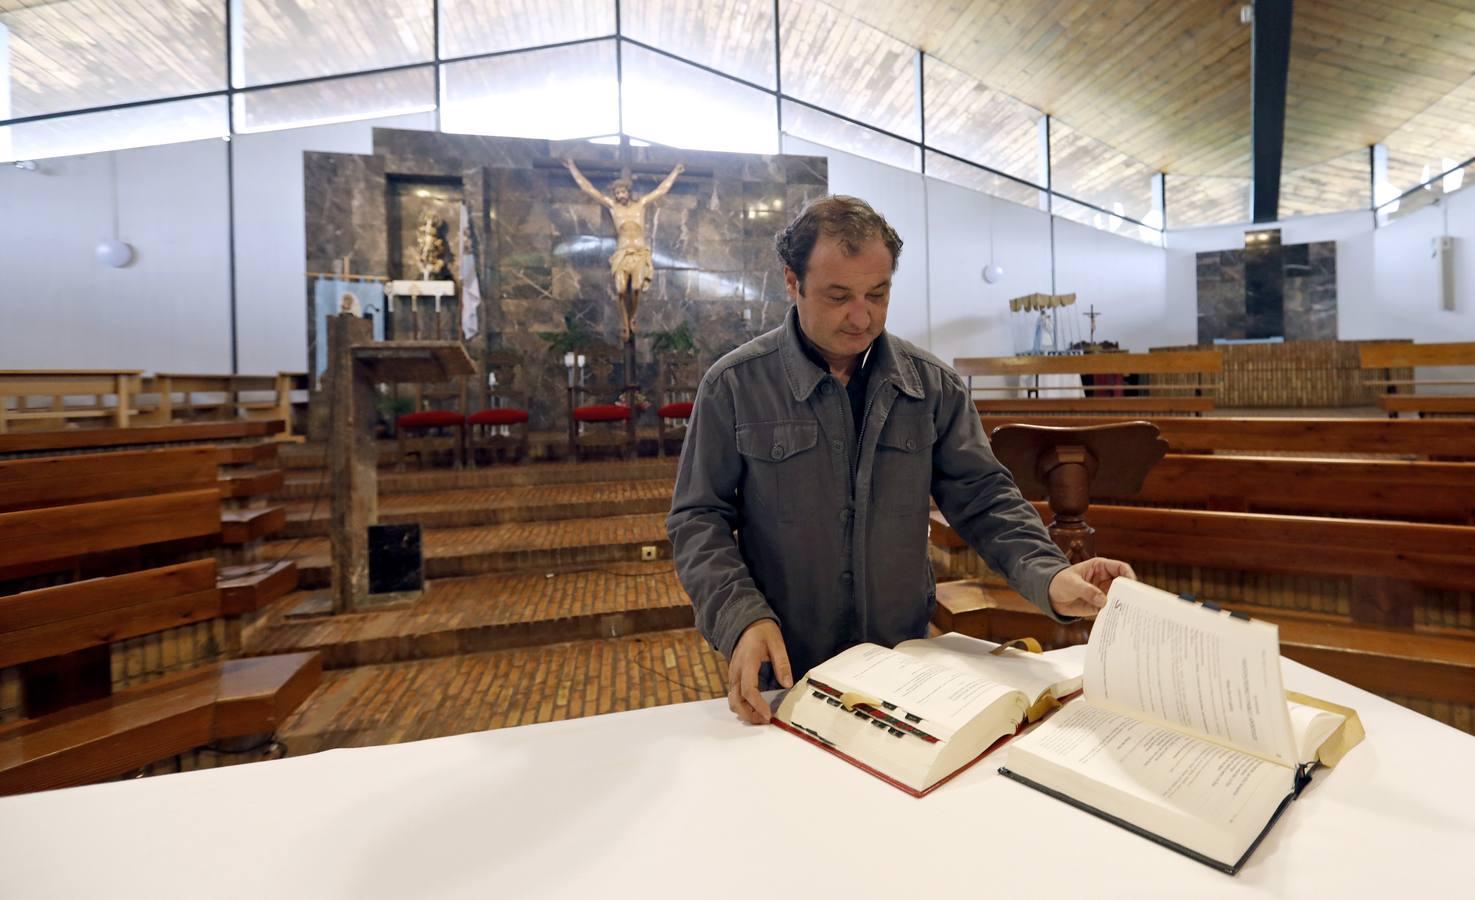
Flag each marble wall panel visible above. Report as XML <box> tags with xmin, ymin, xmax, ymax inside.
<box><xmin>307</xmin><ymin>130</ymin><xmax>826</xmax><ymax>428</ymax></box>
<box><xmin>1196</xmin><ymin>242</ymin><xmax>1335</xmax><ymax>345</ymax></box>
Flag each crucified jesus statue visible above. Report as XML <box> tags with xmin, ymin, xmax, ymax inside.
<box><xmin>564</xmin><ymin>157</ymin><xmax>685</xmax><ymax>343</ymax></box>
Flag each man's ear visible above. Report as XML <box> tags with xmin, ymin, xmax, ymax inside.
<box><xmin>783</xmin><ymin>267</ymin><xmax>803</xmax><ymax>301</ymax></box>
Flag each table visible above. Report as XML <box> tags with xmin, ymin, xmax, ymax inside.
<box><xmin>0</xmin><ymin>649</ymin><xmax>1470</xmax><ymax>898</ymax></box>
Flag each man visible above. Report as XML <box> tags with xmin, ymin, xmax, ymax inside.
<box><xmin>667</xmin><ymin>195</ymin><xmax>1136</xmax><ymax>725</ymax></box>
<box><xmin>563</xmin><ymin>157</ymin><xmax>685</xmax><ymax>343</ymax></box>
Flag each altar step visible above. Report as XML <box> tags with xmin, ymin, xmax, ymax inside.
<box><xmin>275</xmin><ymin>627</ymin><xmax>727</xmax><ymax>754</ymax></box>
<box><xmin>278</xmin><ymin>479</ymin><xmax>675</xmax><ymax>539</ymax></box>
<box><xmin>277</xmin><ymin>431</ymin><xmax>681</xmax><ymax>470</ymax></box>
<box><xmin>263</xmin><ymin>512</ymin><xmax>673</xmax><ymax>588</ymax></box>
<box><xmin>274</xmin><ymin>457</ymin><xmax>678</xmax><ymax>500</ymax></box>
<box><xmin>242</xmin><ymin>563</ymin><xmax>694</xmax><ymax>669</ymax></box>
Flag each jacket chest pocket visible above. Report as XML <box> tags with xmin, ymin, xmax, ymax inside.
<box><xmin>872</xmin><ymin>413</ymin><xmax>936</xmax><ymax>516</ymax></box>
<box><xmin>736</xmin><ymin>420</ymin><xmax>820</xmax><ymax>524</ymax></box>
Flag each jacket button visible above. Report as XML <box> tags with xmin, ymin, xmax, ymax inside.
<box><xmin>906</xmin><ymin>438</ymin><xmax>916</xmax><ymax>451</ymax></box>
<box><xmin>820</xmin><ymin>381</ymin><xmax>833</xmax><ymax>395</ymax></box>
<box><xmin>771</xmin><ymin>444</ymin><xmax>784</xmax><ymax>459</ymax></box>
<box><xmin>831</xmin><ymin>439</ymin><xmax>844</xmax><ymax>452</ymax></box>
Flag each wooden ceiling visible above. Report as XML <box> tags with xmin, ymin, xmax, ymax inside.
<box><xmin>4</xmin><ymin>0</ymin><xmax>1475</xmax><ymax>221</ymax></box>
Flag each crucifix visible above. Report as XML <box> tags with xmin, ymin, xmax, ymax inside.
<box><xmin>1085</xmin><ymin>305</ymin><xmax>1102</xmax><ymax>343</ymax></box>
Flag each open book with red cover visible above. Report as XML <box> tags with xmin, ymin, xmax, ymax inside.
<box><xmin>771</xmin><ymin>633</ymin><xmax>1082</xmax><ymax>797</ymax></box>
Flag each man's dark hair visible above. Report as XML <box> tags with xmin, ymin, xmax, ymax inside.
<box><xmin>774</xmin><ymin>195</ymin><xmax>903</xmax><ymax>290</ymax></box>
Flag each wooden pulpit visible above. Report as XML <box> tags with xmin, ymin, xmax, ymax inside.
<box><xmin>324</xmin><ymin>315</ymin><xmax>475</xmax><ymax>614</ymax></box>
<box><xmin>989</xmin><ymin>422</ymin><xmax>1168</xmax><ymax>562</ymax></box>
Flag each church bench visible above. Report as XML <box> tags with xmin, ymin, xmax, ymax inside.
<box><xmin>956</xmin><ymin>349</ymin><xmax>1221</xmax><ymax>416</ymax></box>
<box><xmin>141</xmin><ymin>372</ymin><xmax>307</xmax><ymax>440</ymax></box>
<box><xmin>977</xmin><ymin>414</ymin><xmax>1475</xmax><ymax>459</ymax></box>
<box><xmin>0</xmin><ymin>447</ymin><xmax>317</xmax><ymax>795</ymax></box>
<box><xmin>930</xmin><ymin>503</ymin><xmax>1475</xmax><ymax>623</ymax></box>
<box><xmin>973</xmin><ymin>396</ymin><xmax>1216</xmax><ymax>414</ymax></box>
<box><xmin>0</xmin><ymin>419</ymin><xmax>283</xmax><ymax>459</ymax></box>
<box><xmin>0</xmin><ymin>370</ymin><xmax>144</xmax><ymax>434</ymax></box>
<box><xmin>1360</xmin><ymin>341</ymin><xmax>1475</xmax><ymax>418</ymax></box>
<box><xmin>1017</xmin><ymin>453</ymin><xmax>1475</xmax><ymax>524</ymax></box>
<box><xmin>0</xmin><ymin>652</ymin><xmax>321</xmax><ymax>796</ymax></box>
<box><xmin>932</xmin><ymin>580</ymin><xmax>1475</xmax><ymax>707</ymax></box>
<box><xmin>1378</xmin><ymin>395</ymin><xmax>1475</xmax><ymax>416</ymax></box>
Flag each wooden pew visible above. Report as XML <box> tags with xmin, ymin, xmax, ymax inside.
<box><xmin>0</xmin><ymin>448</ymin><xmax>318</xmax><ymax>796</ymax></box>
<box><xmin>928</xmin><ymin>506</ymin><xmax>1475</xmax><ymax>708</ymax></box>
<box><xmin>0</xmin><ymin>419</ymin><xmax>283</xmax><ymax>459</ymax></box>
<box><xmin>978</xmin><ymin>414</ymin><xmax>1475</xmax><ymax>459</ymax></box>
<box><xmin>1360</xmin><ymin>342</ymin><xmax>1475</xmax><ymax>418</ymax></box>
<box><xmin>956</xmin><ymin>349</ymin><xmax>1221</xmax><ymax>416</ymax></box>
<box><xmin>933</xmin><ymin>580</ymin><xmax>1475</xmax><ymax>707</ymax></box>
<box><xmin>142</xmin><ymin>372</ymin><xmax>308</xmax><ymax>440</ymax></box>
<box><xmin>1015</xmin><ymin>453</ymin><xmax>1475</xmax><ymax>524</ymax></box>
<box><xmin>0</xmin><ymin>370</ymin><xmax>143</xmax><ymax>434</ymax></box>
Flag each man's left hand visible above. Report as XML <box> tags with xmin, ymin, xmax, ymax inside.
<box><xmin>1048</xmin><ymin>557</ymin><xmax>1137</xmax><ymax>617</ymax></box>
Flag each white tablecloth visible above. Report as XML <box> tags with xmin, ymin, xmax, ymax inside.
<box><xmin>1</xmin><ymin>648</ymin><xmax>1470</xmax><ymax>899</ymax></box>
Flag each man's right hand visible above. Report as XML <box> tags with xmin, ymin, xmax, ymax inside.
<box><xmin>726</xmin><ymin>619</ymin><xmax>793</xmax><ymax>724</ymax></box>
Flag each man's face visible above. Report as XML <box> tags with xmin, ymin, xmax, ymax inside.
<box><xmin>613</xmin><ymin>185</ymin><xmax>632</xmax><ymax>204</ymax></box>
<box><xmin>786</xmin><ymin>233</ymin><xmax>892</xmax><ymax>362</ymax></box>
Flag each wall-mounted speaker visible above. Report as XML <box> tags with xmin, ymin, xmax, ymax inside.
<box><xmin>1433</xmin><ymin>236</ymin><xmax>1456</xmax><ymax>312</ymax></box>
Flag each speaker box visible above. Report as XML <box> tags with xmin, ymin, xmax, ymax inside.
<box><xmin>369</xmin><ymin>523</ymin><xmax>423</xmax><ymax>594</ymax></box>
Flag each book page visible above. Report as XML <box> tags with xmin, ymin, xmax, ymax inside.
<box><xmin>807</xmin><ymin>644</ymin><xmax>1018</xmax><ymax>742</ymax></box>
<box><xmin>1085</xmin><ymin>580</ymin><xmax>1297</xmax><ymax>765</ymax></box>
<box><xmin>1006</xmin><ymin>700</ymin><xmax>1294</xmax><ymax>866</ymax></box>
<box><xmin>894</xmin><ymin>633</ymin><xmax>1082</xmax><ymax>702</ymax></box>
<box><xmin>1288</xmin><ymin>698</ymin><xmax>1346</xmax><ymax>764</ymax></box>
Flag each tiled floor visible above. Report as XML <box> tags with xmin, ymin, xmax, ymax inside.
<box><xmin>244</xmin><ymin>563</ymin><xmax>694</xmax><ymax>666</ymax></box>
<box><xmin>277</xmin><ymin>628</ymin><xmax>729</xmax><ymax>755</ymax></box>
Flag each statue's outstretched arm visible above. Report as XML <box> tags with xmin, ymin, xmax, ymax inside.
<box><xmin>643</xmin><ymin>163</ymin><xmax>686</xmax><ymax>202</ymax></box>
<box><xmin>563</xmin><ymin>157</ymin><xmax>611</xmax><ymax>206</ymax></box>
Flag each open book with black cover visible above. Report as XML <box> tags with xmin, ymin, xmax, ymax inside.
<box><xmin>999</xmin><ymin>579</ymin><xmax>1365</xmax><ymax>875</ymax></box>
<box><xmin>772</xmin><ymin>633</ymin><xmax>1081</xmax><ymax>796</ymax></box>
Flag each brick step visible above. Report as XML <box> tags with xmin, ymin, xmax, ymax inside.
<box><xmin>264</xmin><ymin>512</ymin><xmax>672</xmax><ymax>587</ymax></box>
<box><xmin>277</xmin><ymin>480</ymin><xmax>675</xmax><ymax>538</ymax></box>
<box><xmin>275</xmin><ymin>627</ymin><xmax>725</xmax><ymax>753</ymax></box>
<box><xmin>275</xmin><ymin>457</ymin><xmax>678</xmax><ymax>499</ymax></box>
<box><xmin>242</xmin><ymin>563</ymin><xmax>694</xmax><ymax>668</ymax></box>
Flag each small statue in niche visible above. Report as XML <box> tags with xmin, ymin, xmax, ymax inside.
<box><xmin>415</xmin><ymin>211</ymin><xmax>452</xmax><ymax>281</ymax></box>
<box><xmin>564</xmin><ymin>157</ymin><xmax>685</xmax><ymax>343</ymax></box>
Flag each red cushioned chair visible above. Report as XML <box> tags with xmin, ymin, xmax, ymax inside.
<box><xmin>467</xmin><ymin>350</ymin><xmax>531</xmax><ymax>466</ymax></box>
<box><xmin>656</xmin><ymin>350</ymin><xmax>701</xmax><ymax>458</ymax></box>
<box><xmin>567</xmin><ymin>343</ymin><xmax>639</xmax><ymax>461</ymax></box>
<box><xmin>395</xmin><ymin>377</ymin><xmax>468</xmax><ymax>470</ymax></box>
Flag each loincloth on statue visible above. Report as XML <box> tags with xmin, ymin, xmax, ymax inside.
<box><xmin>609</xmin><ymin>245</ymin><xmax>655</xmax><ymax>293</ymax></box>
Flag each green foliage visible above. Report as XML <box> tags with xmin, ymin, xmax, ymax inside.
<box><xmin>535</xmin><ymin>315</ymin><xmax>600</xmax><ymax>355</ymax></box>
<box><xmin>648</xmin><ymin>320</ymin><xmax>701</xmax><ymax>354</ymax></box>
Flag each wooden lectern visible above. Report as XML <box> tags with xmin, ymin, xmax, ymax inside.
<box><xmin>989</xmin><ymin>422</ymin><xmax>1168</xmax><ymax>562</ymax></box>
<box><xmin>324</xmin><ymin>315</ymin><xmax>475</xmax><ymax>614</ymax></box>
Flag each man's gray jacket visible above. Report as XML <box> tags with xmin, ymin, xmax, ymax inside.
<box><xmin>667</xmin><ymin>306</ymin><xmax>1071</xmax><ymax>680</ymax></box>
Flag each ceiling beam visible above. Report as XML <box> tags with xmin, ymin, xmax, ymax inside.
<box><xmin>1251</xmin><ymin>0</ymin><xmax>1294</xmax><ymax>223</ymax></box>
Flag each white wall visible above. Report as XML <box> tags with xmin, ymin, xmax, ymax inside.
<box><xmin>232</xmin><ymin>112</ymin><xmax>434</xmax><ymax>373</ymax></box>
<box><xmin>923</xmin><ymin>176</ymin><xmax>1052</xmax><ymax>367</ymax></box>
<box><xmin>781</xmin><ymin>136</ymin><xmax>931</xmax><ymax>350</ymax></box>
<box><xmin>1353</xmin><ymin>191</ymin><xmax>1475</xmax><ymax>389</ymax></box>
<box><xmin>0</xmin><ymin>112</ymin><xmax>433</xmax><ymax>375</ymax></box>
<box><xmin>1054</xmin><ymin>217</ymin><xmax>1185</xmax><ymax>351</ymax></box>
<box><xmin>779</xmin><ymin>138</ymin><xmax>1179</xmax><ymax>364</ymax></box>
<box><xmin>1163</xmin><ymin>199</ymin><xmax>1475</xmax><ymax>355</ymax></box>
<box><xmin>0</xmin><ymin>140</ymin><xmax>232</xmax><ymax>371</ymax></box>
